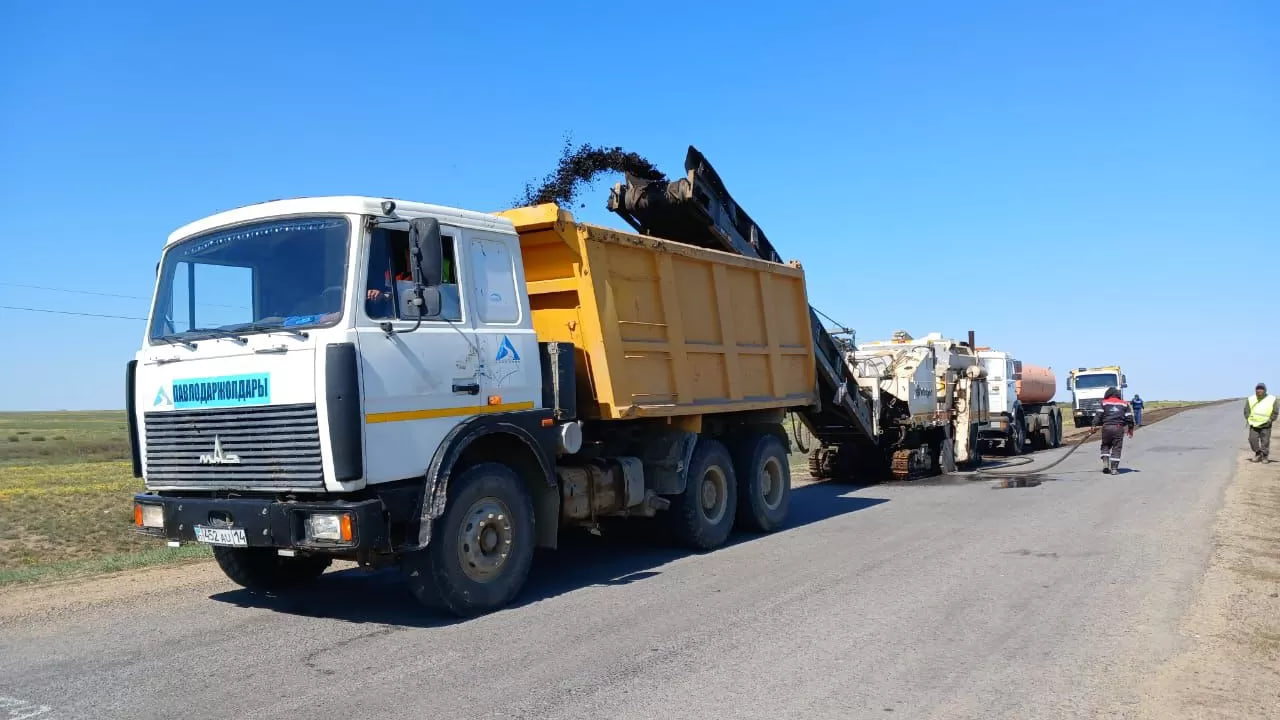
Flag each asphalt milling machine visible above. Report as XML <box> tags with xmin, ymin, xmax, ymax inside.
<box><xmin>607</xmin><ymin>147</ymin><xmax>989</xmax><ymax>482</ymax></box>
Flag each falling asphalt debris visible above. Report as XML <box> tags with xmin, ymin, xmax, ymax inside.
<box><xmin>517</xmin><ymin>137</ymin><xmax>665</xmax><ymax>208</ymax></box>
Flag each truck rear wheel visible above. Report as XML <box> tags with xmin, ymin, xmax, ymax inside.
<box><xmin>1039</xmin><ymin>411</ymin><xmax>1060</xmax><ymax>449</ymax></box>
<box><xmin>1031</xmin><ymin>413</ymin><xmax>1050</xmax><ymax>451</ymax></box>
<box><xmin>212</xmin><ymin>547</ymin><xmax>331</xmax><ymax>591</ymax></box>
<box><xmin>669</xmin><ymin>437</ymin><xmax>738</xmax><ymax>550</ymax></box>
<box><xmin>732</xmin><ymin>432</ymin><xmax>791</xmax><ymax>533</ymax></box>
<box><xmin>404</xmin><ymin>462</ymin><xmax>535</xmax><ymax>618</ymax></box>
<box><xmin>1007</xmin><ymin>414</ymin><xmax>1026</xmax><ymax>456</ymax></box>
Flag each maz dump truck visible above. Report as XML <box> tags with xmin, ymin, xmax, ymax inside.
<box><xmin>1067</xmin><ymin>365</ymin><xmax>1126</xmax><ymax>428</ymax></box>
<box><xmin>128</xmin><ymin>147</ymin><xmax>985</xmax><ymax>616</ymax></box>
<box><xmin>129</xmin><ymin>194</ymin><xmax>828</xmax><ymax>616</ymax></box>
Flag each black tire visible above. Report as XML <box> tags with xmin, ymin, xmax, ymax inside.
<box><xmin>212</xmin><ymin>546</ymin><xmax>331</xmax><ymax>591</ymax></box>
<box><xmin>668</xmin><ymin>437</ymin><xmax>738</xmax><ymax>550</ymax></box>
<box><xmin>403</xmin><ymin>462</ymin><xmax>535</xmax><ymax>618</ymax></box>
<box><xmin>731</xmin><ymin>432</ymin><xmax>791</xmax><ymax>533</ymax></box>
<box><xmin>1034</xmin><ymin>412</ymin><xmax>1054</xmax><ymax>445</ymax></box>
<box><xmin>1050</xmin><ymin>412</ymin><xmax>1063</xmax><ymax>448</ymax></box>
<box><xmin>1007</xmin><ymin>414</ymin><xmax>1026</xmax><ymax>456</ymax></box>
<box><xmin>1032</xmin><ymin>413</ymin><xmax>1050</xmax><ymax>451</ymax></box>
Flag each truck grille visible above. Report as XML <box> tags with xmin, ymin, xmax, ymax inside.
<box><xmin>1077</xmin><ymin>398</ymin><xmax>1102</xmax><ymax>413</ymax></box>
<box><xmin>143</xmin><ymin>403</ymin><xmax>324</xmax><ymax>489</ymax></box>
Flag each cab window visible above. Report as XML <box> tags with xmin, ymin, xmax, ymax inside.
<box><xmin>468</xmin><ymin>237</ymin><xmax>520</xmax><ymax>324</ymax></box>
<box><xmin>364</xmin><ymin>227</ymin><xmax>462</xmax><ymax>322</ymax></box>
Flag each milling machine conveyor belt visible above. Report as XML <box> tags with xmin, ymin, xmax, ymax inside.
<box><xmin>607</xmin><ymin>146</ymin><xmax>876</xmax><ymax>444</ymax></box>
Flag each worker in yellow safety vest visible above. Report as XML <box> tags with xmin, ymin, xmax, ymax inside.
<box><xmin>1245</xmin><ymin>382</ymin><xmax>1278</xmax><ymax>463</ymax></box>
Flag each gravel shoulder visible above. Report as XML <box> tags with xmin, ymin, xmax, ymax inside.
<box><xmin>1136</xmin><ymin>435</ymin><xmax>1280</xmax><ymax>718</ymax></box>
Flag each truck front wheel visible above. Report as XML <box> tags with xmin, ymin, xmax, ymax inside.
<box><xmin>1007</xmin><ymin>414</ymin><xmax>1026</xmax><ymax>456</ymax></box>
<box><xmin>669</xmin><ymin>437</ymin><xmax>738</xmax><ymax>550</ymax></box>
<box><xmin>732</xmin><ymin>432</ymin><xmax>791</xmax><ymax>533</ymax></box>
<box><xmin>404</xmin><ymin>462</ymin><xmax>535</xmax><ymax>618</ymax></box>
<box><xmin>212</xmin><ymin>547</ymin><xmax>331</xmax><ymax>591</ymax></box>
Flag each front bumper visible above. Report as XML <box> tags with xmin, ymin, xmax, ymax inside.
<box><xmin>133</xmin><ymin>494</ymin><xmax>390</xmax><ymax>554</ymax></box>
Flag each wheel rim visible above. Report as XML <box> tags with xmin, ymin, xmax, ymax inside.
<box><xmin>457</xmin><ymin>496</ymin><xmax>514</xmax><ymax>583</ymax></box>
<box><xmin>699</xmin><ymin>466</ymin><xmax>729</xmax><ymax>524</ymax></box>
<box><xmin>759</xmin><ymin>457</ymin><xmax>785</xmax><ymax>510</ymax></box>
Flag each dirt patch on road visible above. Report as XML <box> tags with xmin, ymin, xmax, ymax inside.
<box><xmin>1136</xmin><ymin>449</ymin><xmax>1280</xmax><ymax>718</ymax></box>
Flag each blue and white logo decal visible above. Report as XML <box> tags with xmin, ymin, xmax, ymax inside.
<box><xmin>171</xmin><ymin>373</ymin><xmax>272</xmax><ymax>410</ymax></box>
<box><xmin>495</xmin><ymin>335</ymin><xmax>520</xmax><ymax>363</ymax></box>
<box><xmin>153</xmin><ymin>386</ymin><xmax>172</xmax><ymax>408</ymax></box>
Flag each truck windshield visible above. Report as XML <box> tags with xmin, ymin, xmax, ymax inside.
<box><xmin>1074</xmin><ymin>374</ymin><xmax>1118</xmax><ymax>390</ymax></box>
<box><xmin>149</xmin><ymin>217</ymin><xmax>350</xmax><ymax>342</ymax></box>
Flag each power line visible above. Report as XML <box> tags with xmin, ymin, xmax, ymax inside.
<box><xmin>0</xmin><ymin>281</ymin><xmax>248</xmax><ymax>310</ymax></box>
<box><xmin>0</xmin><ymin>304</ymin><xmax>148</xmax><ymax>321</ymax></box>
<box><xmin>0</xmin><ymin>281</ymin><xmax>151</xmax><ymax>300</ymax></box>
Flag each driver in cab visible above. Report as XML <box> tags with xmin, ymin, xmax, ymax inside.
<box><xmin>366</xmin><ymin>234</ymin><xmax>414</xmax><ymax>319</ymax></box>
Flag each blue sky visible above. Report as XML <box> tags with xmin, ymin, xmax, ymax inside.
<box><xmin>1</xmin><ymin>0</ymin><xmax>1275</xmax><ymax>410</ymax></box>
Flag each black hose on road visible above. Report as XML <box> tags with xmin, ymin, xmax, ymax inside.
<box><xmin>956</xmin><ymin>426</ymin><xmax>1100</xmax><ymax>478</ymax></box>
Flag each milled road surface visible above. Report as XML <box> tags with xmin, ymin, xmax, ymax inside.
<box><xmin>1</xmin><ymin>404</ymin><xmax>1240</xmax><ymax>720</ymax></box>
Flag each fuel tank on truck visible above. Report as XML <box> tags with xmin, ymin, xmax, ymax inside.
<box><xmin>1016</xmin><ymin>364</ymin><xmax>1056</xmax><ymax>405</ymax></box>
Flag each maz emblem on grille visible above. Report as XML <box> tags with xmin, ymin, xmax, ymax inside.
<box><xmin>198</xmin><ymin>435</ymin><xmax>242</xmax><ymax>465</ymax></box>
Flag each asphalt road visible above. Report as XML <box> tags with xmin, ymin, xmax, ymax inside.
<box><xmin>1</xmin><ymin>403</ymin><xmax>1239</xmax><ymax>720</ymax></box>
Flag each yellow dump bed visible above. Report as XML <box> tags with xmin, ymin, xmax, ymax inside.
<box><xmin>496</xmin><ymin>204</ymin><xmax>817</xmax><ymax>421</ymax></box>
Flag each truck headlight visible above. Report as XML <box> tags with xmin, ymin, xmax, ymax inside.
<box><xmin>306</xmin><ymin>512</ymin><xmax>353</xmax><ymax>542</ymax></box>
<box><xmin>134</xmin><ymin>503</ymin><xmax>164</xmax><ymax>529</ymax></box>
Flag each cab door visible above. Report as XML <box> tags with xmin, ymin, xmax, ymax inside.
<box><xmin>355</xmin><ymin>222</ymin><xmax>484</xmax><ymax>484</ymax></box>
<box><xmin>459</xmin><ymin>228</ymin><xmax>541</xmax><ymax>413</ymax></box>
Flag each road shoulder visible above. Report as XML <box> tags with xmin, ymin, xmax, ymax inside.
<box><xmin>1137</xmin><ymin>446</ymin><xmax>1280</xmax><ymax>718</ymax></box>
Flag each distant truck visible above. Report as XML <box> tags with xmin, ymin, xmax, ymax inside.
<box><xmin>1067</xmin><ymin>366</ymin><xmax>1127</xmax><ymax>428</ymax></box>
<box><xmin>975</xmin><ymin>349</ymin><xmax>1063</xmax><ymax>454</ymax></box>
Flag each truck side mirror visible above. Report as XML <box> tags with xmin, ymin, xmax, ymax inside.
<box><xmin>409</xmin><ymin>217</ymin><xmax>443</xmax><ymax>288</ymax></box>
<box><xmin>1121</xmin><ymin>375</ymin><xmax>1128</xmax><ymax>388</ymax></box>
<box><xmin>419</xmin><ymin>286</ymin><xmax>442</xmax><ymax>318</ymax></box>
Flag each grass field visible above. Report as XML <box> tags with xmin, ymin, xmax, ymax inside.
<box><xmin>0</xmin><ymin>411</ymin><xmax>210</xmax><ymax>585</ymax></box>
<box><xmin>0</xmin><ymin>411</ymin><xmax>131</xmax><ymax>466</ymax></box>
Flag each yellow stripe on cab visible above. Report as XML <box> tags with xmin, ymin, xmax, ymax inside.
<box><xmin>365</xmin><ymin>401</ymin><xmax>535</xmax><ymax>425</ymax></box>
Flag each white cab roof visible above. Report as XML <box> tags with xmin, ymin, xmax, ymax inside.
<box><xmin>165</xmin><ymin>195</ymin><xmax>517</xmax><ymax>247</ymax></box>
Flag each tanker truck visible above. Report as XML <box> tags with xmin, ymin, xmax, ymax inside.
<box><xmin>975</xmin><ymin>349</ymin><xmax>1062</xmax><ymax>454</ymax></box>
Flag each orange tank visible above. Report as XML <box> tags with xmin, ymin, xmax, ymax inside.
<box><xmin>1016</xmin><ymin>364</ymin><xmax>1056</xmax><ymax>405</ymax></box>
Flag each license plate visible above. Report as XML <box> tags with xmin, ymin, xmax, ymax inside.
<box><xmin>194</xmin><ymin>525</ymin><xmax>247</xmax><ymax>547</ymax></box>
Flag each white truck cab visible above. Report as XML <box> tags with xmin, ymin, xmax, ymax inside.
<box><xmin>129</xmin><ymin>197</ymin><xmax>566</xmax><ymax>614</ymax></box>
<box><xmin>132</xmin><ymin>196</ymin><xmax>543</xmax><ymax>492</ymax></box>
<box><xmin>1067</xmin><ymin>366</ymin><xmax>1126</xmax><ymax>428</ymax></box>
